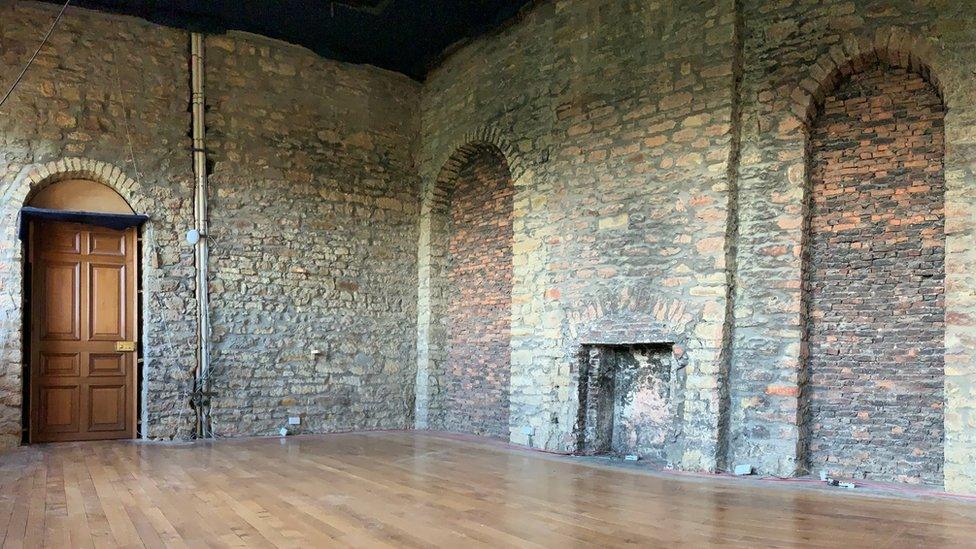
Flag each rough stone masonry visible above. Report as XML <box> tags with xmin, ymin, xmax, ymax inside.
<box><xmin>1</xmin><ymin>0</ymin><xmax>975</xmax><ymax>494</ymax></box>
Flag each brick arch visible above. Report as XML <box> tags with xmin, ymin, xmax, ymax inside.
<box><xmin>732</xmin><ymin>27</ymin><xmax>975</xmax><ymax>490</ymax></box>
<box><xmin>785</xmin><ymin>27</ymin><xmax>953</xmax><ymax>133</ymax></box>
<box><xmin>427</xmin><ymin>127</ymin><xmax>527</xmax><ymax>188</ymax></box>
<box><xmin>414</xmin><ymin>138</ymin><xmax>516</xmax><ymax>435</ymax></box>
<box><xmin>566</xmin><ymin>289</ymin><xmax>696</xmax><ymax>346</ymax></box>
<box><xmin>0</xmin><ymin>158</ymin><xmax>153</xmax><ymax>272</ymax></box>
<box><xmin>432</xmin><ymin>141</ymin><xmax>512</xmax><ymax>200</ymax></box>
<box><xmin>6</xmin><ymin>157</ymin><xmax>149</xmax><ymax>215</ymax></box>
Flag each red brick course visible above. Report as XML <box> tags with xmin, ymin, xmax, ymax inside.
<box><xmin>805</xmin><ymin>65</ymin><xmax>945</xmax><ymax>484</ymax></box>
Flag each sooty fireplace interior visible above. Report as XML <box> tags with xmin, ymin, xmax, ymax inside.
<box><xmin>576</xmin><ymin>343</ymin><xmax>685</xmax><ymax>464</ymax></box>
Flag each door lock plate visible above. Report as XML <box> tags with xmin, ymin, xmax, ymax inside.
<box><xmin>115</xmin><ymin>341</ymin><xmax>137</xmax><ymax>352</ymax></box>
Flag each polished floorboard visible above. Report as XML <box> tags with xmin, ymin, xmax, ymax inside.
<box><xmin>0</xmin><ymin>431</ymin><xmax>974</xmax><ymax>548</ymax></box>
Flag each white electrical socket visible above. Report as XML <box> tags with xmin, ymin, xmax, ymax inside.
<box><xmin>288</xmin><ymin>416</ymin><xmax>301</xmax><ymax>426</ymax></box>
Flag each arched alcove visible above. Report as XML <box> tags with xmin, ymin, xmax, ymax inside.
<box><xmin>801</xmin><ymin>62</ymin><xmax>946</xmax><ymax>485</ymax></box>
<box><xmin>421</xmin><ymin>142</ymin><xmax>515</xmax><ymax>438</ymax></box>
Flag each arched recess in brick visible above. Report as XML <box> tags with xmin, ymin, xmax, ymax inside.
<box><xmin>785</xmin><ymin>30</ymin><xmax>946</xmax><ymax>132</ymax></box>
<box><xmin>415</xmin><ymin>142</ymin><xmax>515</xmax><ymax>438</ymax></box>
<box><xmin>800</xmin><ymin>60</ymin><xmax>946</xmax><ymax>485</ymax></box>
<box><xmin>0</xmin><ymin>158</ymin><xmax>157</xmax><ymax>449</ymax></box>
<box><xmin>731</xmin><ymin>26</ymin><xmax>974</xmax><ymax>491</ymax></box>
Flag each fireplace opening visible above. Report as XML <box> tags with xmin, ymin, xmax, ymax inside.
<box><xmin>576</xmin><ymin>343</ymin><xmax>684</xmax><ymax>464</ymax></box>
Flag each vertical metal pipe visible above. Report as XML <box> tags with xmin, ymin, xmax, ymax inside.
<box><xmin>190</xmin><ymin>32</ymin><xmax>211</xmax><ymax>438</ymax></box>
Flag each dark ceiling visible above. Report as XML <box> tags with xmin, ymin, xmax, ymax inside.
<box><xmin>45</xmin><ymin>0</ymin><xmax>533</xmax><ymax>80</ymax></box>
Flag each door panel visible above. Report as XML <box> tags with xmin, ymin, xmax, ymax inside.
<box><xmin>30</xmin><ymin>220</ymin><xmax>137</xmax><ymax>443</ymax></box>
<box><xmin>87</xmin><ymin>385</ymin><xmax>126</xmax><ymax>431</ymax></box>
<box><xmin>39</xmin><ymin>353</ymin><xmax>81</xmax><ymax>377</ymax></box>
<box><xmin>89</xmin><ymin>263</ymin><xmax>126</xmax><ymax>340</ymax></box>
<box><xmin>40</xmin><ymin>262</ymin><xmax>80</xmax><ymax>341</ymax></box>
<box><xmin>89</xmin><ymin>353</ymin><xmax>126</xmax><ymax>377</ymax></box>
<box><xmin>89</xmin><ymin>231</ymin><xmax>126</xmax><ymax>256</ymax></box>
<box><xmin>38</xmin><ymin>385</ymin><xmax>80</xmax><ymax>432</ymax></box>
<box><xmin>45</xmin><ymin>228</ymin><xmax>82</xmax><ymax>254</ymax></box>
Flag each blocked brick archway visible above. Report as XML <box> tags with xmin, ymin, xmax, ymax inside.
<box><xmin>730</xmin><ymin>24</ymin><xmax>976</xmax><ymax>492</ymax></box>
<box><xmin>414</xmin><ymin>142</ymin><xmax>515</xmax><ymax>438</ymax></box>
<box><xmin>802</xmin><ymin>63</ymin><xmax>946</xmax><ymax>485</ymax></box>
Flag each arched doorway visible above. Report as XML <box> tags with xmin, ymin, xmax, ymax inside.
<box><xmin>22</xmin><ymin>178</ymin><xmax>145</xmax><ymax>442</ymax></box>
<box><xmin>803</xmin><ymin>63</ymin><xmax>946</xmax><ymax>484</ymax></box>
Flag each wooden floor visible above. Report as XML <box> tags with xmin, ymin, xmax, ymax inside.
<box><xmin>0</xmin><ymin>432</ymin><xmax>974</xmax><ymax>548</ymax></box>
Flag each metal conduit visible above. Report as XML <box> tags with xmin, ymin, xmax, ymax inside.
<box><xmin>190</xmin><ymin>32</ymin><xmax>213</xmax><ymax>438</ymax></box>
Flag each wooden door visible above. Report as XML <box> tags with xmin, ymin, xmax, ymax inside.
<box><xmin>29</xmin><ymin>220</ymin><xmax>138</xmax><ymax>442</ymax></box>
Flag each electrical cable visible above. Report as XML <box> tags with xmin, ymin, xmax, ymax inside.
<box><xmin>113</xmin><ymin>60</ymin><xmax>142</xmax><ymax>184</ymax></box>
<box><xmin>0</xmin><ymin>0</ymin><xmax>71</xmax><ymax>110</ymax></box>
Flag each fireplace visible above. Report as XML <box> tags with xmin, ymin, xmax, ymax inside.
<box><xmin>576</xmin><ymin>343</ymin><xmax>684</xmax><ymax>463</ymax></box>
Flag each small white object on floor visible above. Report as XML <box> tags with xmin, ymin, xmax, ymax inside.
<box><xmin>624</xmin><ymin>454</ymin><xmax>640</xmax><ymax>461</ymax></box>
<box><xmin>733</xmin><ymin>464</ymin><xmax>754</xmax><ymax>476</ymax></box>
<box><xmin>279</xmin><ymin>427</ymin><xmax>289</xmax><ymax>437</ymax></box>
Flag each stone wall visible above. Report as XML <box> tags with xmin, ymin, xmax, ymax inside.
<box><xmin>0</xmin><ymin>1</ymin><xmax>197</xmax><ymax>446</ymax></box>
<box><xmin>730</xmin><ymin>0</ymin><xmax>976</xmax><ymax>492</ymax></box>
<box><xmin>427</xmin><ymin>146</ymin><xmax>513</xmax><ymax>437</ymax></box>
<box><xmin>2</xmin><ymin>0</ymin><xmax>976</xmax><ymax>495</ymax></box>
<box><xmin>204</xmin><ymin>32</ymin><xmax>421</xmax><ymax>436</ymax></box>
<box><xmin>805</xmin><ymin>65</ymin><xmax>945</xmax><ymax>485</ymax></box>
<box><xmin>420</xmin><ymin>0</ymin><xmax>976</xmax><ymax>490</ymax></box>
<box><xmin>0</xmin><ymin>1</ymin><xmax>420</xmax><ymax>443</ymax></box>
<box><xmin>419</xmin><ymin>0</ymin><xmax>740</xmax><ymax>471</ymax></box>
